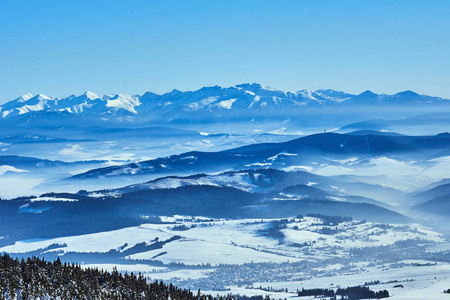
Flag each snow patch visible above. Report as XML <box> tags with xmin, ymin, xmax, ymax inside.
<box><xmin>187</xmin><ymin>96</ymin><xmax>218</xmax><ymax>110</ymax></box>
<box><xmin>31</xmin><ymin>197</ymin><xmax>78</xmax><ymax>202</ymax></box>
<box><xmin>267</xmin><ymin>151</ymin><xmax>298</xmax><ymax>161</ymax></box>
<box><xmin>214</xmin><ymin>98</ymin><xmax>237</xmax><ymax>109</ymax></box>
<box><xmin>106</xmin><ymin>94</ymin><xmax>140</xmax><ymax>114</ymax></box>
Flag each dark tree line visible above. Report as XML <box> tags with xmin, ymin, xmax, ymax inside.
<box><xmin>298</xmin><ymin>286</ymin><xmax>389</xmax><ymax>299</ymax></box>
<box><xmin>305</xmin><ymin>214</ymin><xmax>353</xmax><ymax>225</ymax></box>
<box><xmin>0</xmin><ymin>253</ymin><xmax>267</xmax><ymax>300</ymax></box>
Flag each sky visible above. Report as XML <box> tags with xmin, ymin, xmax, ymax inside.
<box><xmin>1</xmin><ymin>0</ymin><xmax>449</xmax><ymax>103</ymax></box>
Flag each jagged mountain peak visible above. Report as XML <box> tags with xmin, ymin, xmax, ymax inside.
<box><xmin>168</xmin><ymin>89</ymin><xmax>183</xmax><ymax>95</ymax></box>
<box><xmin>235</xmin><ymin>83</ymin><xmax>287</xmax><ymax>93</ymax></box>
<box><xmin>32</xmin><ymin>93</ymin><xmax>53</xmax><ymax>101</ymax></box>
<box><xmin>82</xmin><ymin>91</ymin><xmax>101</xmax><ymax>100</ymax></box>
<box><xmin>314</xmin><ymin>88</ymin><xmax>352</xmax><ymax>96</ymax></box>
<box><xmin>358</xmin><ymin>90</ymin><xmax>378</xmax><ymax>97</ymax></box>
<box><xmin>235</xmin><ymin>83</ymin><xmax>264</xmax><ymax>89</ymax></box>
<box><xmin>141</xmin><ymin>91</ymin><xmax>159</xmax><ymax>98</ymax></box>
<box><xmin>395</xmin><ymin>90</ymin><xmax>421</xmax><ymax>97</ymax></box>
<box><xmin>15</xmin><ymin>93</ymin><xmax>34</xmax><ymax>102</ymax></box>
<box><xmin>199</xmin><ymin>84</ymin><xmax>227</xmax><ymax>91</ymax></box>
<box><xmin>312</xmin><ymin>89</ymin><xmax>354</xmax><ymax>102</ymax></box>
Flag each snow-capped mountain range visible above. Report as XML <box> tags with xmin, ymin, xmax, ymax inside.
<box><xmin>1</xmin><ymin>84</ymin><xmax>448</xmax><ymax>123</ymax></box>
<box><xmin>0</xmin><ymin>91</ymin><xmax>140</xmax><ymax>119</ymax></box>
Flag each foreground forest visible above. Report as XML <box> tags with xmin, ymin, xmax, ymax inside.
<box><xmin>0</xmin><ymin>253</ymin><xmax>396</xmax><ymax>300</ymax></box>
<box><xmin>0</xmin><ymin>253</ymin><xmax>250</xmax><ymax>300</ymax></box>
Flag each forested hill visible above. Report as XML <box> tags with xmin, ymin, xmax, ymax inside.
<box><xmin>0</xmin><ymin>254</ymin><xmax>264</xmax><ymax>300</ymax></box>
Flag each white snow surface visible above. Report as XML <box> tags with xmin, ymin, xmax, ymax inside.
<box><xmin>30</xmin><ymin>197</ymin><xmax>78</xmax><ymax>202</ymax></box>
<box><xmin>213</xmin><ymin>98</ymin><xmax>237</xmax><ymax>109</ymax></box>
<box><xmin>187</xmin><ymin>96</ymin><xmax>219</xmax><ymax>110</ymax></box>
<box><xmin>106</xmin><ymin>94</ymin><xmax>141</xmax><ymax>114</ymax></box>
<box><xmin>1</xmin><ymin>217</ymin><xmax>443</xmax><ymax>266</ymax></box>
<box><xmin>252</xmin><ymin>262</ymin><xmax>450</xmax><ymax>300</ymax></box>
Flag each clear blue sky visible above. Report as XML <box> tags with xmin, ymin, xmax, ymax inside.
<box><xmin>1</xmin><ymin>0</ymin><xmax>449</xmax><ymax>103</ymax></box>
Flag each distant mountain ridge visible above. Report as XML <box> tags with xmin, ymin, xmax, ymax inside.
<box><xmin>0</xmin><ymin>168</ymin><xmax>409</xmax><ymax>244</ymax></box>
<box><xmin>69</xmin><ymin>132</ymin><xmax>450</xmax><ymax>181</ymax></box>
<box><xmin>1</xmin><ymin>84</ymin><xmax>448</xmax><ymax>125</ymax></box>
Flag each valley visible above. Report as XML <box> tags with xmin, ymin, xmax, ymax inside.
<box><xmin>1</xmin><ymin>85</ymin><xmax>450</xmax><ymax>298</ymax></box>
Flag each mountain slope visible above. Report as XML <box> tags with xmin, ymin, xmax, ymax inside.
<box><xmin>412</xmin><ymin>194</ymin><xmax>450</xmax><ymax>216</ymax></box>
<box><xmin>91</xmin><ymin>169</ymin><xmax>397</xmax><ymax>210</ymax></box>
<box><xmin>340</xmin><ymin>113</ymin><xmax>450</xmax><ymax>135</ymax></box>
<box><xmin>0</xmin><ymin>181</ymin><xmax>409</xmax><ymax>245</ymax></box>
<box><xmin>69</xmin><ymin>132</ymin><xmax>450</xmax><ymax>181</ymax></box>
<box><xmin>411</xmin><ymin>183</ymin><xmax>450</xmax><ymax>204</ymax></box>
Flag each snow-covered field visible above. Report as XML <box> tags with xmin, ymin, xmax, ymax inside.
<box><xmin>2</xmin><ymin>216</ymin><xmax>442</xmax><ymax>264</ymax></box>
<box><xmin>244</xmin><ymin>262</ymin><xmax>450</xmax><ymax>299</ymax></box>
<box><xmin>76</xmin><ymin>260</ymin><xmax>450</xmax><ymax>300</ymax></box>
